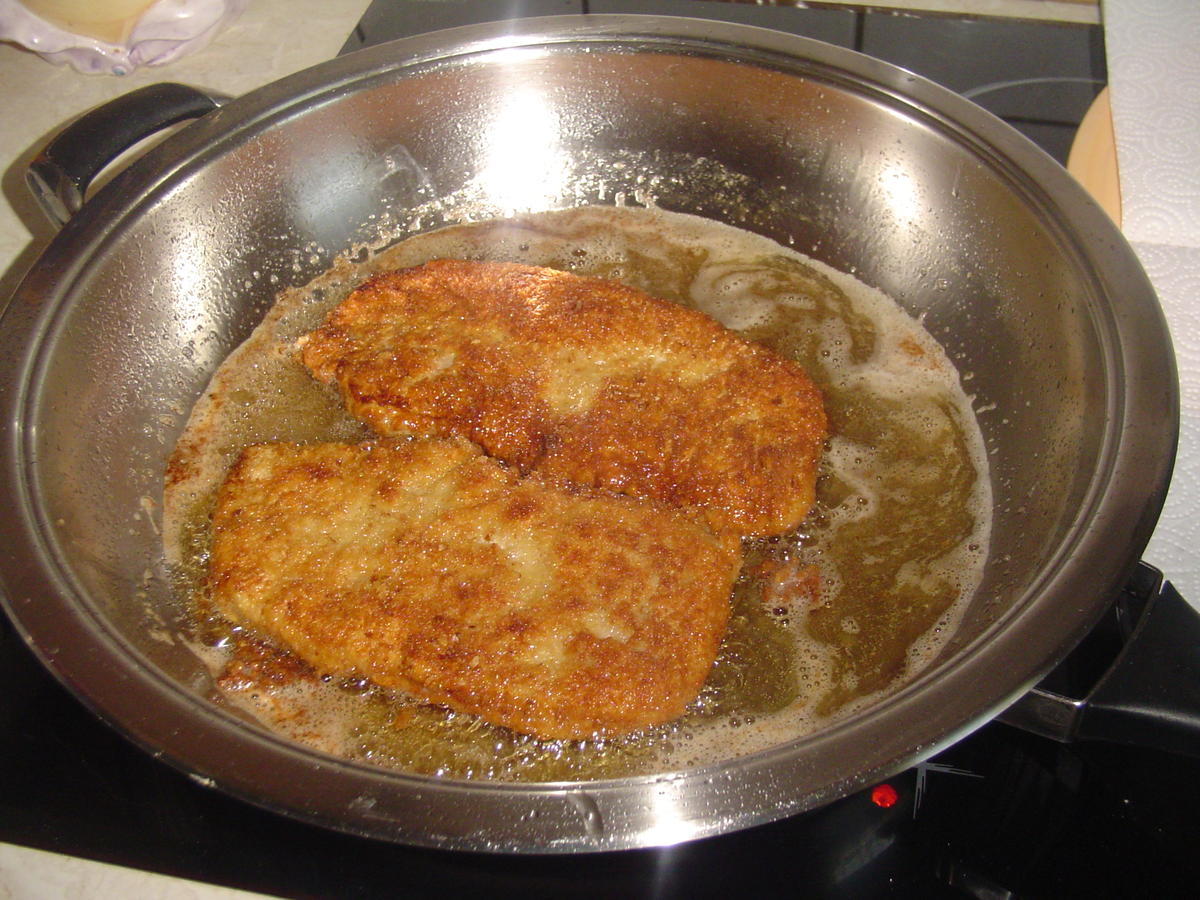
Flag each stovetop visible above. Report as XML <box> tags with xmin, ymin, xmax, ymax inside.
<box><xmin>6</xmin><ymin>600</ymin><xmax>1200</xmax><ymax>899</ymax></box>
<box><xmin>5</xmin><ymin>3</ymin><xmax>1195</xmax><ymax>898</ymax></box>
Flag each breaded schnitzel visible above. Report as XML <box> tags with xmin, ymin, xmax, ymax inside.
<box><xmin>299</xmin><ymin>259</ymin><xmax>826</xmax><ymax>537</ymax></box>
<box><xmin>207</xmin><ymin>438</ymin><xmax>742</xmax><ymax>739</ymax></box>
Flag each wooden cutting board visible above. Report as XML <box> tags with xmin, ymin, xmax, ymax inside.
<box><xmin>1067</xmin><ymin>85</ymin><xmax>1122</xmax><ymax>227</ymax></box>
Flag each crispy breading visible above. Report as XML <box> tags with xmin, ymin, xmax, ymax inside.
<box><xmin>299</xmin><ymin>259</ymin><xmax>826</xmax><ymax>537</ymax></box>
<box><xmin>207</xmin><ymin>438</ymin><xmax>742</xmax><ymax>739</ymax></box>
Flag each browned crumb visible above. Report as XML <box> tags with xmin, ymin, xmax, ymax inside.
<box><xmin>208</xmin><ymin>438</ymin><xmax>743</xmax><ymax>739</ymax></box>
<box><xmin>299</xmin><ymin>259</ymin><xmax>826</xmax><ymax>537</ymax></box>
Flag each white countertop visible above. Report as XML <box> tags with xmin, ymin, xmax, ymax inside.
<box><xmin>0</xmin><ymin>842</ymin><xmax>267</xmax><ymax>900</ymax></box>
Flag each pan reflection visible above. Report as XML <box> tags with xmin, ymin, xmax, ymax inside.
<box><xmin>474</xmin><ymin>82</ymin><xmax>569</xmax><ymax>214</ymax></box>
<box><xmin>639</xmin><ymin>783</ymin><xmax>697</xmax><ymax>848</ymax></box>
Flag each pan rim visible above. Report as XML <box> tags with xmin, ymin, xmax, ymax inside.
<box><xmin>0</xmin><ymin>14</ymin><xmax>1177</xmax><ymax>852</ymax></box>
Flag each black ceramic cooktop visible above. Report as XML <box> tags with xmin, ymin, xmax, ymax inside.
<box><xmin>6</xmin><ymin>601</ymin><xmax>1200</xmax><ymax>899</ymax></box>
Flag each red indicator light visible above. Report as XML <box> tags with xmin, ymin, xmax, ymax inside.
<box><xmin>870</xmin><ymin>783</ymin><xmax>899</xmax><ymax>809</ymax></box>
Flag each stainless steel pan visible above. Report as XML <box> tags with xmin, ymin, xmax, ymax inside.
<box><xmin>0</xmin><ymin>16</ymin><xmax>1184</xmax><ymax>852</ymax></box>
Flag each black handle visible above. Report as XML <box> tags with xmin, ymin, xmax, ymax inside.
<box><xmin>26</xmin><ymin>82</ymin><xmax>229</xmax><ymax>229</ymax></box>
<box><xmin>1001</xmin><ymin>563</ymin><xmax>1200</xmax><ymax>757</ymax></box>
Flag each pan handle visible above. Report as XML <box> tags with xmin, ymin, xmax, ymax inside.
<box><xmin>1000</xmin><ymin>562</ymin><xmax>1200</xmax><ymax>757</ymax></box>
<box><xmin>26</xmin><ymin>82</ymin><xmax>229</xmax><ymax>229</ymax></box>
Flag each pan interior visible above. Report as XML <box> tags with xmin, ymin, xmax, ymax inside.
<box><xmin>5</xmin><ymin>26</ymin><xmax>1160</xmax><ymax>850</ymax></box>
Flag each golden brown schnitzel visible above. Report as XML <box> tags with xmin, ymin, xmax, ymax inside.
<box><xmin>207</xmin><ymin>438</ymin><xmax>742</xmax><ymax>739</ymax></box>
<box><xmin>299</xmin><ymin>260</ymin><xmax>826</xmax><ymax>537</ymax></box>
